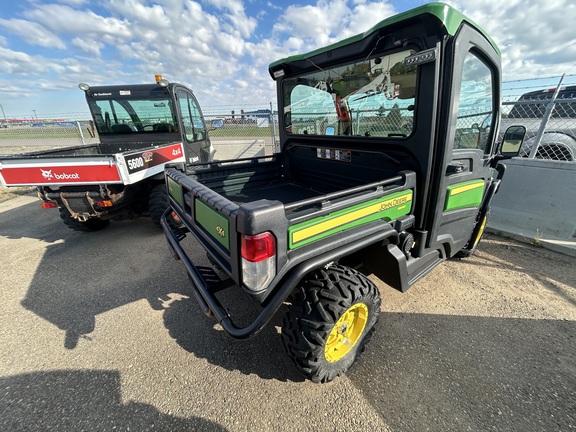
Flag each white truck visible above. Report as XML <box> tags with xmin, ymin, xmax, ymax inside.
<box><xmin>0</xmin><ymin>76</ymin><xmax>218</xmax><ymax>231</ymax></box>
<box><xmin>499</xmin><ymin>85</ymin><xmax>576</xmax><ymax>161</ymax></box>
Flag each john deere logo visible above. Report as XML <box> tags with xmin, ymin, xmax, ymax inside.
<box><xmin>215</xmin><ymin>226</ymin><xmax>226</xmax><ymax>238</ymax></box>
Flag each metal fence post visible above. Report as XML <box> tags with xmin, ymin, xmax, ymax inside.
<box><xmin>270</xmin><ymin>101</ymin><xmax>277</xmax><ymax>153</ymax></box>
<box><xmin>528</xmin><ymin>74</ymin><xmax>565</xmax><ymax>158</ymax></box>
<box><xmin>76</xmin><ymin>121</ymin><xmax>86</xmax><ymax>145</ymax></box>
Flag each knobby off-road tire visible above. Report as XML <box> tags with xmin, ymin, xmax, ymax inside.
<box><xmin>149</xmin><ymin>184</ymin><xmax>169</xmax><ymax>226</ymax></box>
<box><xmin>281</xmin><ymin>264</ymin><xmax>381</xmax><ymax>383</ymax></box>
<box><xmin>59</xmin><ymin>207</ymin><xmax>110</xmax><ymax>232</ymax></box>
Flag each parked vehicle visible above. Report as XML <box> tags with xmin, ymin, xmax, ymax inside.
<box><xmin>161</xmin><ymin>3</ymin><xmax>523</xmax><ymax>382</ymax></box>
<box><xmin>500</xmin><ymin>85</ymin><xmax>576</xmax><ymax>161</ymax></box>
<box><xmin>0</xmin><ymin>76</ymin><xmax>218</xmax><ymax>231</ymax></box>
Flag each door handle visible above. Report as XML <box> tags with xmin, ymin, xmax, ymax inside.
<box><xmin>446</xmin><ymin>161</ymin><xmax>466</xmax><ymax>174</ymax></box>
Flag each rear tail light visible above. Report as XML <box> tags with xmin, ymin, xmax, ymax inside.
<box><xmin>241</xmin><ymin>232</ymin><xmax>276</xmax><ymax>292</ymax></box>
<box><xmin>97</xmin><ymin>200</ymin><xmax>113</xmax><ymax>207</ymax></box>
<box><xmin>40</xmin><ymin>202</ymin><xmax>57</xmax><ymax>209</ymax></box>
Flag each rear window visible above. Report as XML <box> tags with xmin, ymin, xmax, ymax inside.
<box><xmin>282</xmin><ymin>48</ymin><xmax>417</xmax><ymax>138</ymax></box>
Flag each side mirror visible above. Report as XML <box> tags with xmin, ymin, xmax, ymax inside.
<box><xmin>210</xmin><ymin>119</ymin><xmax>224</xmax><ymax>130</ymax></box>
<box><xmin>500</xmin><ymin>125</ymin><xmax>526</xmax><ymax>158</ymax></box>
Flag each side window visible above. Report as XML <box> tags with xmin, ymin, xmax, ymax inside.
<box><xmin>454</xmin><ymin>51</ymin><xmax>494</xmax><ymax>151</ymax></box>
<box><xmin>178</xmin><ymin>91</ymin><xmax>206</xmax><ymax>142</ymax></box>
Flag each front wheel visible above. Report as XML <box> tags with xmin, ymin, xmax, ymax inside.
<box><xmin>281</xmin><ymin>264</ymin><xmax>381</xmax><ymax>383</ymax></box>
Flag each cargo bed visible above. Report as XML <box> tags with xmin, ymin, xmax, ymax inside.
<box><xmin>0</xmin><ymin>141</ymin><xmax>186</xmax><ymax>187</ymax></box>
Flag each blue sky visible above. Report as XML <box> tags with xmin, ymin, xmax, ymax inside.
<box><xmin>0</xmin><ymin>0</ymin><xmax>575</xmax><ymax>118</ymax></box>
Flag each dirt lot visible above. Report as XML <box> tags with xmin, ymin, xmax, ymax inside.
<box><xmin>1</xmin><ymin>193</ymin><xmax>575</xmax><ymax>431</ymax></box>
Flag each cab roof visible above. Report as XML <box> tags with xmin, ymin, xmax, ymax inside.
<box><xmin>269</xmin><ymin>2</ymin><xmax>498</xmax><ymax>75</ymax></box>
<box><xmin>85</xmin><ymin>83</ymin><xmax>175</xmax><ymax>99</ymax></box>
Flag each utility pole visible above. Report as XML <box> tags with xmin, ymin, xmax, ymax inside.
<box><xmin>0</xmin><ymin>104</ymin><xmax>6</xmax><ymax>126</ymax></box>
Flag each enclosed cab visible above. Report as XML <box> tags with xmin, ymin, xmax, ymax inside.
<box><xmin>82</xmin><ymin>76</ymin><xmax>215</xmax><ymax>163</ymax></box>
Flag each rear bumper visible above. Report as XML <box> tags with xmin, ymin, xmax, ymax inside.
<box><xmin>161</xmin><ymin>208</ymin><xmax>397</xmax><ymax>339</ymax></box>
<box><xmin>161</xmin><ymin>207</ymin><xmax>293</xmax><ymax>339</ymax></box>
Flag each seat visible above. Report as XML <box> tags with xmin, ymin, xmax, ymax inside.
<box><xmin>155</xmin><ymin>123</ymin><xmax>174</xmax><ymax>132</ymax></box>
<box><xmin>111</xmin><ymin>124</ymin><xmax>133</xmax><ymax>134</ymax></box>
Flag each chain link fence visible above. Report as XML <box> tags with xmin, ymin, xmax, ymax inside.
<box><xmin>501</xmin><ymin>77</ymin><xmax>576</xmax><ymax>161</ymax></box>
<box><xmin>0</xmin><ymin>121</ymin><xmax>99</xmax><ymax>154</ymax></box>
<box><xmin>203</xmin><ymin>107</ymin><xmax>279</xmax><ymax>159</ymax></box>
<box><xmin>0</xmin><ymin>107</ymin><xmax>280</xmax><ymax>159</ymax></box>
<box><xmin>2</xmin><ymin>76</ymin><xmax>576</xmax><ymax>161</ymax></box>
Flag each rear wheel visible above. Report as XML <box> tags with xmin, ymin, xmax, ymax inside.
<box><xmin>149</xmin><ymin>184</ymin><xmax>169</xmax><ymax>226</ymax></box>
<box><xmin>281</xmin><ymin>264</ymin><xmax>381</xmax><ymax>383</ymax></box>
<box><xmin>59</xmin><ymin>207</ymin><xmax>109</xmax><ymax>232</ymax></box>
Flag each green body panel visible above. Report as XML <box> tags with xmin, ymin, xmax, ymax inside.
<box><xmin>167</xmin><ymin>176</ymin><xmax>183</xmax><ymax>208</ymax></box>
<box><xmin>444</xmin><ymin>179</ymin><xmax>485</xmax><ymax>211</ymax></box>
<box><xmin>269</xmin><ymin>2</ymin><xmax>499</xmax><ymax>71</ymax></box>
<box><xmin>288</xmin><ymin>190</ymin><xmax>413</xmax><ymax>249</ymax></box>
<box><xmin>195</xmin><ymin>199</ymin><xmax>230</xmax><ymax>250</ymax></box>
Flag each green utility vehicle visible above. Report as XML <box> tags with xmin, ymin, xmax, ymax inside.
<box><xmin>161</xmin><ymin>3</ymin><xmax>524</xmax><ymax>382</ymax></box>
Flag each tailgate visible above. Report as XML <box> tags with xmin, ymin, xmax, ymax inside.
<box><xmin>0</xmin><ymin>155</ymin><xmax>122</xmax><ymax>187</ymax></box>
<box><xmin>166</xmin><ymin>166</ymin><xmax>241</xmax><ymax>279</ymax></box>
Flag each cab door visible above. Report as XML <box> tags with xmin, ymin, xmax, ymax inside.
<box><xmin>427</xmin><ymin>24</ymin><xmax>501</xmax><ymax>256</ymax></box>
<box><xmin>175</xmin><ymin>88</ymin><xmax>215</xmax><ymax>163</ymax></box>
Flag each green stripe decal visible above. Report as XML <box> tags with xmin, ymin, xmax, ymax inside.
<box><xmin>167</xmin><ymin>176</ymin><xmax>183</xmax><ymax>208</ymax></box>
<box><xmin>195</xmin><ymin>199</ymin><xmax>230</xmax><ymax>250</ymax></box>
<box><xmin>444</xmin><ymin>179</ymin><xmax>485</xmax><ymax>211</ymax></box>
<box><xmin>289</xmin><ymin>190</ymin><xmax>413</xmax><ymax>249</ymax></box>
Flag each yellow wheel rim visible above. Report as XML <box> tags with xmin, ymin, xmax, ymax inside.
<box><xmin>324</xmin><ymin>303</ymin><xmax>369</xmax><ymax>363</ymax></box>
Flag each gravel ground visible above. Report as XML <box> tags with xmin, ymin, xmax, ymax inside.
<box><xmin>1</xmin><ymin>194</ymin><xmax>575</xmax><ymax>432</ymax></box>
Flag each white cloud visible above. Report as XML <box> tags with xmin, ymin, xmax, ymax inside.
<box><xmin>23</xmin><ymin>4</ymin><xmax>131</xmax><ymax>39</ymax></box>
<box><xmin>274</xmin><ymin>0</ymin><xmax>349</xmax><ymax>47</ymax></box>
<box><xmin>201</xmin><ymin>0</ymin><xmax>257</xmax><ymax>37</ymax></box>
<box><xmin>451</xmin><ymin>0</ymin><xmax>576</xmax><ymax>79</ymax></box>
<box><xmin>106</xmin><ymin>0</ymin><xmax>171</xmax><ymax>30</ymax></box>
<box><xmin>284</xmin><ymin>37</ymin><xmax>303</xmax><ymax>51</ymax></box>
<box><xmin>56</xmin><ymin>0</ymin><xmax>89</xmax><ymax>5</ymax></box>
<box><xmin>345</xmin><ymin>2</ymin><xmax>396</xmax><ymax>35</ymax></box>
<box><xmin>71</xmin><ymin>37</ymin><xmax>104</xmax><ymax>56</ymax></box>
<box><xmin>0</xmin><ymin>46</ymin><xmax>64</xmax><ymax>75</ymax></box>
<box><xmin>0</xmin><ymin>18</ymin><xmax>66</xmax><ymax>49</ymax></box>
<box><xmin>272</xmin><ymin>0</ymin><xmax>397</xmax><ymax>53</ymax></box>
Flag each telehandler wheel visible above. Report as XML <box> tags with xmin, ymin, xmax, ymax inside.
<box><xmin>281</xmin><ymin>264</ymin><xmax>381</xmax><ymax>383</ymax></box>
<box><xmin>59</xmin><ymin>207</ymin><xmax>110</xmax><ymax>232</ymax></box>
<box><xmin>149</xmin><ymin>184</ymin><xmax>169</xmax><ymax>226</ymax></box>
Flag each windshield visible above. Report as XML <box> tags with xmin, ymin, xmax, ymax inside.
<box><xmin>282</xmin><ymin>49</ymin><xmax>417</xmax><ymax>137</ymax></box>
<box><xmin>88</xmin><ymin>98</ymin><xmax>178</xmax><ymax>135</ymax></box>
